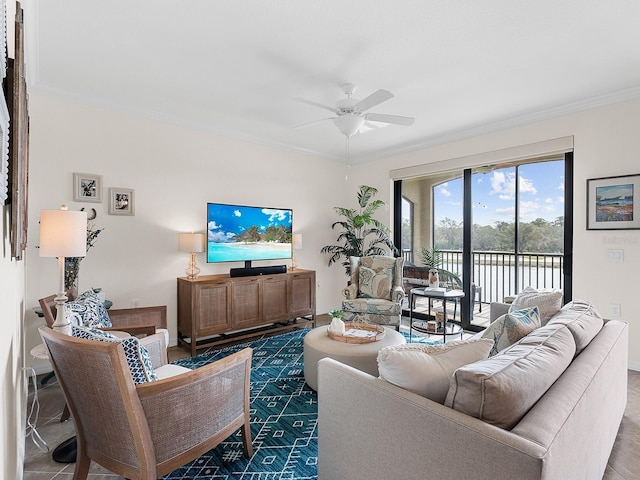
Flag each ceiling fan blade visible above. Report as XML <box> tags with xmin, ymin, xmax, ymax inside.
<box><xmin>354</xmin><ymin>89</ymin><xmax>394</xmax><ymax>112</ymax></box>
<box><xmin>365</xmin><ymin>113</ymin><xmax>415</xmax><ymax>126</ymax></box>
<box><xmin>294</xmin><ymin>117</ymin><xmax>335</xmax><ymax>129</ymax></box>
<box><xmin>293</xmin><ymin>97</ymin><xmax>340</xmax><ymax>114</ymax></box>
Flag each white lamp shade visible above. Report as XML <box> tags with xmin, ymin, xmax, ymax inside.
<box><xmin>179</xmin><ymin>233</ymin><xmax>205</xmax><ymax>253</ymax></box>
<box><xmin>292</xmin><ymin>233</ymin><xmax>303</xmax><ymax>250</ymax></box>
<box><xmin>39</xmin><ymin>209</ymin><xmax>88</xmax><ymax>257</ymax></box>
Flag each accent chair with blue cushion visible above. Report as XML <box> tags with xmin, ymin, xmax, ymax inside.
<box><xmin>39</xmin><ymin>325</ymin><xmax>253</xmax><ymax>479</ymax></box>
<box><xmin>342</xmin><ymin>255</ymin><xmax>405</xmax><ymax>330</ymax></box>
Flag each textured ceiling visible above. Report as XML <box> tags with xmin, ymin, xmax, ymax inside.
<box><xmin>26</xmin><ymin>0</ymin><xmax>640</xmax><ymax>163</ymax></box>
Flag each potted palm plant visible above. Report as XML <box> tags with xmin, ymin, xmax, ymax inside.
<box><xmin>321</xmin><ymin>185</ymin><xmax>398</xmax><ymax>277</ymax></box>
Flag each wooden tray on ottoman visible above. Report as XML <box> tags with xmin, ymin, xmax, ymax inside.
<box><xmin>327</xmin><ymin>322</ymin><xmax>386</xmax><ymax>344</ymax></box>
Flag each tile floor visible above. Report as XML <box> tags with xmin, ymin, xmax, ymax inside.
<box><xmin>22</xmin><ymin>311</ymin><xmax>640</xmax><ymax>479</ymax></box>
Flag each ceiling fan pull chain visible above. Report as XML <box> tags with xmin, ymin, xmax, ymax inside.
<box><xmin>345</xmin><ymin>136</ymin><xmax>351</xmax><ymax>181</ymax></box>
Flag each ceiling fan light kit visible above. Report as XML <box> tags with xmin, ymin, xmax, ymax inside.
<box><xmin>333</xmin><ymin>114</ymin><xmax>365</xmax><ymax>137</ymax></box>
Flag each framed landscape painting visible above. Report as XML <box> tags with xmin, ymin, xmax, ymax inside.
<box><xmin>587</xmin><ymin>174</ymin><xmax>640</xmax><ymax>230</ymax></box>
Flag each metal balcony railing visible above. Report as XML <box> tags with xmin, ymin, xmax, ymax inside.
<box><xmin>402</xmin><ymin>249</ymin><xmax>564</xmax><ymax>304</ymax></box>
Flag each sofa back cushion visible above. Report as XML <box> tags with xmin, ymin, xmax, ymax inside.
<box><xmin>445</xmin><ymin>323</ymin><xmax>576</xmax><ymax>429</ymax></box>
<box><xmin>377</xmin><ymin>338</ymin><xmax>493</xmax><ymax>404</ymax></box>
<box><xmin>546</xmin><ymin>299</ymin><xmax>603</xmax><ymax>355</ymax></box>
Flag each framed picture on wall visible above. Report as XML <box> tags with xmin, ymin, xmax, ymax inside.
<box><xmin>73</xmin><ymin>172</ymin><xmax>103</xmax><ymax>203</ymax></box>
<box><xmin>587</xmin><ymin>174</ymin><xmax>640</xmax><ymax>230</ymax></box>
<box><xmin>108</xmin><ymin>187</ymin><xmax>135</xmax><ymax>216</ymax></box>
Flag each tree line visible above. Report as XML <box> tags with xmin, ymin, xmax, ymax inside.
<box><xmin>407</xmin><ymin>216</ymin><xmax>564</xmax><ymax>254</ymax></box>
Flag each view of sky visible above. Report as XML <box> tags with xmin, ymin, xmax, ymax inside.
<box><xmin>432</xmin><ymin>160</ymin><xmax>565</xmax><ymax>226</ymax></box>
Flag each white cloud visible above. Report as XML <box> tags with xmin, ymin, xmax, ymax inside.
<box><xmin>490</xmin><ymin>171</ymin><xmax>537</xmax><ymax>200</ymax></box>
<box><xmin>262</xmin><ymin>208</ymin><xmax>290</xmax><ymax>223</ymax></box>
<box><xmin>208</xmin><ymin>221</ymin><xmax>234</xmax><ymax>242</ymax></box>
<box><xmin>233</xmin><ymin>209</ymin><xmax>241</xmax><ymax>217</ymax></box>
<box><xmin>439</xmin><ymin>185</ymin><xmax>451</xmax><ymax>197</ymax></box>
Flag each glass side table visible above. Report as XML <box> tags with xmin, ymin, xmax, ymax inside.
<box><xmin>408</xmin><ymin>287</ymin><xmax>465</xmax><ymax>342</ymax></box>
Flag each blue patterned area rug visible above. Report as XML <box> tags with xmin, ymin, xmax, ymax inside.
<box><xmin>164</xmin><ymin>328</ymin><xmax>437</xmax><ymax>480</ymax></box>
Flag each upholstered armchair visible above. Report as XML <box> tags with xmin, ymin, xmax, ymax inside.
<box><xmin>342</xmin><ymin>255</ymin><xmax>405</xmax><ymax>330</ymax></box>
<box><xmin>39</xmin><ymin>326</ymin><xmax>253</xmax><ymax>479</ymax></box>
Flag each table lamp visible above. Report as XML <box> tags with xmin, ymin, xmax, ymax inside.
<box><xmin>39</xmin><ymin>206</ymin><xmax>87</xmax><ymax>335</ymax></box>
<box><xmin>179</xmin><ymin>232</ymin><xmax>205</xmax><ymax>279</ymax></box>
<box><xmin>291</xmin><ymin>233</ymin><xmax>302</xmax><ymax>270</ymax></box>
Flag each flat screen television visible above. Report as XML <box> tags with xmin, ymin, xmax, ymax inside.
<box><xmin>206</xmin><ymin>202</ymin><xmax>293</xmax><ymax>267</ymax></box>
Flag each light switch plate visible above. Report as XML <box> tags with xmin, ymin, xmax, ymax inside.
<box><xmin>606</xmin><ymin>249</ymin><xmax>624</xmax><ymax>262</ymax></box>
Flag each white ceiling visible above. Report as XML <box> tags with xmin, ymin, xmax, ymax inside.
<box><xmin>26</xmin><ymin>0</ymin><xmax>640</xmax><ymax>163</ymax></box>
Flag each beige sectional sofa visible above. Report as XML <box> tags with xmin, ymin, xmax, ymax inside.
<box><xmin>317</xmin><ymin>300</ymin><xmax>628</xmax><ymax>480</ymax></box>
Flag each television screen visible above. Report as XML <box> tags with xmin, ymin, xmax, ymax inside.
<box><xmin>207</xmin><ymin>202</ymin><xmax>293</xmax><ymax>265</ymax></box>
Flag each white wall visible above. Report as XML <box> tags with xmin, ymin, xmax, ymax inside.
<box><xmin>0</xmin><ymin>207</ymin><xmax>26</xmax><ymax>478</ymax></box>
<box><xmin>353</xmin><ymin>97</ymin><xmax>640</xmax><ymax>370</ymax></box>
<box><xmin>24</xmin><ymin>94</ymin><xmax>352</xmax><ymax>373</ymax></box>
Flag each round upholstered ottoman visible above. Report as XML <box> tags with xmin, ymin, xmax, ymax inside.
<box><xmin>303</xmin><ymin>325</ymin><xmax>405</xmax><ymax>391</ymax></box>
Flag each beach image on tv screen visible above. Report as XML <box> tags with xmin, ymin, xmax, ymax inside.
<box><xmin>207</xmin><ymin>203</ymin><xmax>293</xmax><ymax>263</ymax></box>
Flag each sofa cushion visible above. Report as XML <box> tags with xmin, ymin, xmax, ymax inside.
<box><xmin>65</xmin><ymin>289</ymin><xmax>112</xmax><ymax>328</ymax></box>
<box><xmin>546</xmin><ymin>299</ymin><xmax>603</xmax><ymax>354</ymax></box>
<box><xmin>509</xmin><ymin>286</ymin><xmax>563</xmax><ymax>325</ymax></box>
<box><xmin>71</xmin><ymin>325</ymin><xmax>157</xmax><ymax>384</ymax></box>
<box><xmin>445</xmin><ymin>323</ymin><xmax>576</xmax><ymax>429</ymax></box>
<box><xmin>377</xmin><ymin>338</ymin><xmax>493</xmax><ymax>404</ymax></box>
<box><xmin>481</xmin><ymin>306</ymin><xmax>541</xmax><ymax>356</ymax></box>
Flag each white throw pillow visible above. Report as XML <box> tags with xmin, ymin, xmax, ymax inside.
<box><xmin>509</xmin><ymin>286</ymin><xmax>563</xmax><ymax>325</ymax></box>
<box><xmin>377</xmin><ymin>338</ymin><xmax>493</xmax><ymax>404</ymax></box>
<box><xmin>481</xmin><ymin>306</ymin><xmax>540</xmax><ymax>356</ymax></box>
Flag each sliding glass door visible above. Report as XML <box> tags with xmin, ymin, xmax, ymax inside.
<box><xmin>396</xmin><ymin>153</ymin><xmax>572</xmax><ymax>331</ymax></box>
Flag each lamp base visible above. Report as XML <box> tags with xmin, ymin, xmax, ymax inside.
<box><xmin>185</xmin><ymin>252</ymin><xmax>200</xmax><ymax>279</ymax></box>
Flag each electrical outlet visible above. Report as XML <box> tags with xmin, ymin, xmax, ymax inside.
<box><xmin>609</xmin><ymin>303</ymin><xmax>621</xmax><ymax>319</ymax></box>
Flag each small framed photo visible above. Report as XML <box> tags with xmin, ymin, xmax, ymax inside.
<box><xmin>587</xmin><ymin>174</ymin><xmax>640</xmax><ymax>230</ymax></box>
<box><xmin>108</xmin><ymin>187</ymin><xmax>135</xmax><ymax>216</ymax></box>
<box><xmin>73</xmin><ymin>173</ymin><xmax>103</xmax><ymax>203</ymax></box>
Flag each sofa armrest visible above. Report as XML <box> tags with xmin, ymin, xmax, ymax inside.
<box><xmin>318</xmin><ymin>358</ymin><xmax>546</xmax><ymax>480</ymax></box>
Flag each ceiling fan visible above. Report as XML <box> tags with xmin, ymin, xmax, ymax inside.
<box><xmin>295</xmin><ymin>83</ymin><xmax>415</xmax><ymax>137</ymax></box>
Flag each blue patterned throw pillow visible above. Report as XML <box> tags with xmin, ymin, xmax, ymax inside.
<box><xmin>65</xmin><ymin>290</ymin><xmax>112</xmax><ymax>328</ymax></box>
<box><xmin>481</xmin><ymin>306</ymin><xmax>541</xmax><ymax>356</ymax></box>
<box><xmin>71</xmin><ymin>325</ymin><xmax>157</xmax><ymax>384</ymax></box>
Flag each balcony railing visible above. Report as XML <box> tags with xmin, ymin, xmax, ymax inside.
<box><xmin>402</xmin><ymin>249</ymin><xmax>564</xmax><ymax>304</ymax></box>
